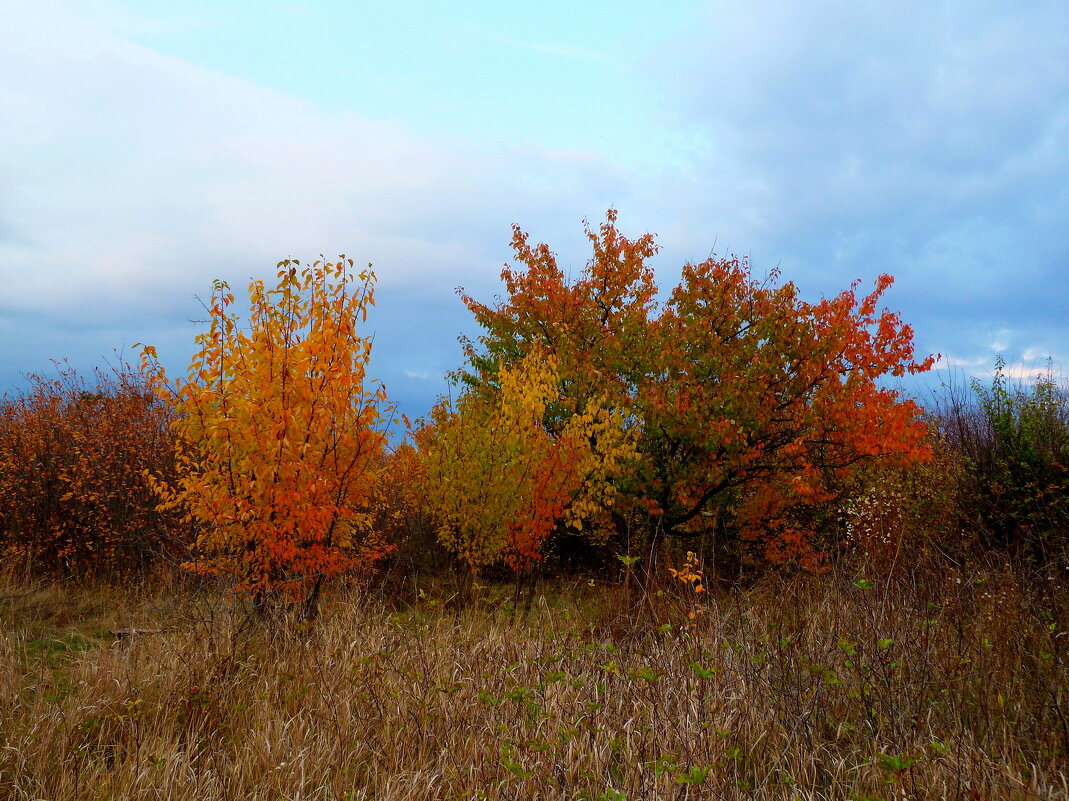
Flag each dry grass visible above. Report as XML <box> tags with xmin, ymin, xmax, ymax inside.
<box><xmin>1</xmin><ymin>560</ymin><xmax>1066</xmax><ymax>800</ymax></box>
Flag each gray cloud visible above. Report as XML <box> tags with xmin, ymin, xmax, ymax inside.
<box><xmin>644</xmin><ymin>0</ymin><xmax>1069</xmax><ymax>378</ymax></box>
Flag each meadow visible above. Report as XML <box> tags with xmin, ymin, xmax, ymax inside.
<box><xmin>1</xmin><ymin>554</ymin><xmax>1065</xmax><ymax>800</ymax></box>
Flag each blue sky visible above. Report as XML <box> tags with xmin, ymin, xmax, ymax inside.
<box><xmin>2</xmin><ymin>0</ymin><xmax>1066</xmax><ymax>419</ymax></box>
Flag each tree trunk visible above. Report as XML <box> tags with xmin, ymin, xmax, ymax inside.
<box><xmin>299</xmin><ymin>574</ymin><xmax>324</xmax><ymax>622</ymax></box>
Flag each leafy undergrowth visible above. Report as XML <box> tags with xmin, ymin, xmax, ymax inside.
<box><xmin>1</xmin><ymin>562</ymin><xmax>1066</xmax><ymax>800</ymax></box>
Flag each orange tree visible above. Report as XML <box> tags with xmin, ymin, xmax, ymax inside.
<box><xmin>140</xmin><ymin>258</ymin><xmax>390</xmax><ymax>618</ymax></box>
<box><xmin>459</xmin><ymin>212</ymin><xmax>936</xmax><ymax>570</ymax></box>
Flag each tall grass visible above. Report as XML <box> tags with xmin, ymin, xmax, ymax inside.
<box><xmin>1</xmin><ymin>361</ymin><xmax>1067</xmax><ymax>798</ymax></box>
<box><xmin>2</xmin><ymin>557</ymin><xmax>1065</xmax><ymax>800</ymax></box>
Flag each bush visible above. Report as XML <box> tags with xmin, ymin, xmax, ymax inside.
<box><xmin>0</xmin><ymin>365</ymin><xmax>187</xmax><ymax>578</ymax></box>
<box><xmin>935</xmin><ymin>358</ymin><xmax>1069</xmax><ymax>566</ymax></box>
<box><xmin>830</xmin><ymin>433</ymin><xmax>964</xmax><ymax>569</ymax></box>
<box><xmin>366</xmin><ymin>441</ymin><xmax>450</xmax><ymax>584</ymax></box>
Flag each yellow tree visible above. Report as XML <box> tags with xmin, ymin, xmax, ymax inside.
<box><xmin>418</xmin><ymin>350</ymin><xmax>634</xmax><ymax>594</ymax></box>
<box><xmin>141</xmin><ymin>258</ymin><xmax>390</xmax><ymax>618</ymax></box>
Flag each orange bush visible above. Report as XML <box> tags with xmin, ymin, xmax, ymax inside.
<box><xmin>367</xmin><ymin>440</ymin><xmax>431</xmax><ymax>557</ymax></box>
<box><xmin>0</xmin><ymin>365</ymin><xmax>186</xmax><ymax>578</ymax></box>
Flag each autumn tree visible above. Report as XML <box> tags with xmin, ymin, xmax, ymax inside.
<box><xmin>644</xmin><ymin>258</ymin><xmax>935</xmax><ymax>567</ymax></box>
<box><xmin>418</xmin><ymin>350</ymin><xmax>633</xmax><ymax>595</ymax></box>
<box><xmin>460</xmin><ymin>211</ymin><xmax>658</xmax><ymax>428</ymax></box>
<box><xmin>460</xmin><ymin>212</ymin><xmax>936</xmax><ymax>570</ymax></box>
<box><xmin>140</xmin><ymin>258</ymin><xmax>390</xmax><ymax>618</ymax></box>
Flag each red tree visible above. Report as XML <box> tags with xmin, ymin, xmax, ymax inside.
<box><xmin>459</xmin><ymin>212</ymin><xmax>935</xmax><ymax>568</ymax></box>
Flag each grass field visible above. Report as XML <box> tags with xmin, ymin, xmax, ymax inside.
<box><xmin>1</xmin><ymin>556</ymin><xmax>1066</xmax><ymax>801</ymax></box>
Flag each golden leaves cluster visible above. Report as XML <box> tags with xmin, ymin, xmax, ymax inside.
<box><xmin>140</xmin><ymin>258</ymin><xmax>389</xmax><ymax>602</ymax></box>
<box><xmin>419</xmin><ymin>350</ymin><xmax>634</xmax><ymax>572</ymax></box>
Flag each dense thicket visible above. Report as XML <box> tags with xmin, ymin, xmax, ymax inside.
<box><xmin>0</xmin><ymin>366</ymin><xmax>185</xmax><ymax>578</ymax></box>
<box><xmin>933</xmin><ymin>359</ymin><xmax>1069</xmax><ymax>565</ymax></box>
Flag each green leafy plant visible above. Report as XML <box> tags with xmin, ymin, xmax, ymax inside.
<box><xmin>936</xmin><ymin>357</ymin><xmax>1069</xmax><ymax>563</ymax></box>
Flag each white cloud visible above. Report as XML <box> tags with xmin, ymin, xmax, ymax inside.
<box><xmin>989</xmin><ymin>330</ymin><xmax>1013</xmax><ymax>354</ymax></box>
<box><xmin>0</xmin><ymin>1</ymin><xmax>634</xmax><ymax>402</ymax></box>
<box><xmin>1</xmin><ymin>7</ymin><xmax>480</xmax><ymax>307</ymax></box>
<box><xmin>1</xmin><ymin>0</ymin><xmax>1066</xmax><ymax>416</ymax></box>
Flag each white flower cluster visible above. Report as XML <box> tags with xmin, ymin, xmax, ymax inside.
<box><xmin>840</xmin><ymin>485</ymin><xmax>906</xmax><ymax>554</ymax></box>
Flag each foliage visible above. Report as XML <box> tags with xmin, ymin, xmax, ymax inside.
<box><xmin>459</xmin><ymin>211</ymin><xmax>659</xmax><ymax>423</ymax></box>
<box><xmin>418</xmin><ymin>350</ymin><xmax>635</xmax><ymax>573</ymax></box>
<box><xmin>367</xmin><ymin>440</ymin><xmax>427</xmax><ymax>552</ymax></box>
<box><xmin>0</xmin><ymin>365</ymin><xmax>184</xmax><ymax>578</ymax></box>
<box><xmin>364</xmin><ymin>440</ymin><xmax>451</xmax><ymax>579</ymax></box>
<box><xmin>937</xmin><ymin>357</ymin><xmax>1069</xmax><ymax>563</ymax></box>
<box><xmin>459</xmin><ymin>211</ymin><xmax>936</xmax><ymax>568</ymax></box>
<box><xmin>140</xmin><ymin>258</ymin><xmax>390</xmax><ymax>614</ymax></box>
<box><xmin>833</xmin><ymin>432</ymin><xmax>963</xmax><ymax>568</ymax></box>
<box><xmin>667</xmin><ymin>550</ymin><xmax>706</xmax><ymax>626</ymax></box>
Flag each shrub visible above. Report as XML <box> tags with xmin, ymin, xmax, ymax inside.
<box><xmin>140</xmin><ymin>259</ymin><xmax>391</xmax><ymax>618</ymax></box>
<box><xmin>831</xmin><ymin>432</ymin><xmax>964</xmax><ymax>569</ymax></box>
<box><xmin>365</xmin><ymin>440</ymin><xmax>448</xmax><ymax>582</ymax></box>
<box><xmin>936</xmin><ymin>358</ymin><xmax>1069</xmax><ymax>565</ymax></box>
<box><xmin>0</xmin><ymin>364</ymin><xmax>186</xmax><ymax>578</ymax></box>
<box><xmin>417</xmin><ymin>350</ymin><xmax>634</xmax><ymax>579</ymax></box>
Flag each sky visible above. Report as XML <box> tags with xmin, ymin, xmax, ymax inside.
<box><xmin>2</xmin><ymin>0</ymin><xmax>1067</xmax><ymax>420</ymax></box>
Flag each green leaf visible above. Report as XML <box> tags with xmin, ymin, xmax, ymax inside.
<box><xmin>675</xmin><ymin>765</ymin><xmax>711</xmax><ymax>785</ymax></box>
<box><xmin>501</xmin><ymin>757</ymin><xmax>530</xmax><ymax>780</ymax></box>
<box><xmin>629</xmin><ymin>666</ymin><xmax>664</xmax><ymax>683</ymax></box>
<box><xmin>689</xmin><ymin>661</ymin><xmax>717</xmax><ymax>679</ymax></box>
<box><xmin>837</xmin><ymin>638</ymin><xmax>858</xmax><ymax>657</ymax></box>
<box><xmin>878</xmin><ymin>753</ymin><xmax>917</xmax><ymax>773</ymax></box>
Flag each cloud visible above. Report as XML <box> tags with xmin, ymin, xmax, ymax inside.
<box><xmin>0</xmin><ymin>2</ymin><xmax>633</xmax><ymax>409</ymax></box>
<box><xmin>1</xmin><ymin>0</ymin><xmax>1066</xmax><ymax>418</ymax></box>
<box><xmin>644</xmin><ymin>0</ymin><xmax>1069</xmax><ymax>372</ymax></box>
